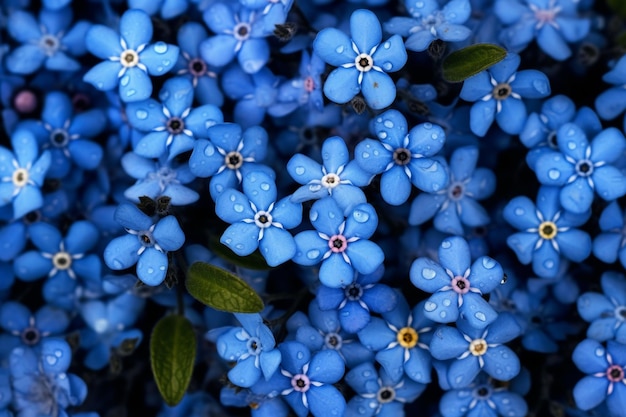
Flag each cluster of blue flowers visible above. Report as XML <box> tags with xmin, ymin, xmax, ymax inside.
<box><xmin>1</xmin><ymin>0</ymin><xmax>626</xmax><ymax>416</ymax></box>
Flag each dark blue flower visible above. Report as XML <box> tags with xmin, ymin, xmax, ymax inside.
<box><xmin>4</xmin><ymin>7</ymin><xmax>90</xmax><ymax>74</ymax></box>
<box><xmin>593</xmin><ymin>202</ymin><xmax>626</xmax><ymax>269</ymax></box>
<box><xmin>313</xmin><ymin>8</ymin><xmax>407</xmax><ymax>109</ymax></box>
<box><xmin>430</xmin><ymin>312</ymin><xmax>522</xmax><ymax>388</ymax></box>
<box><xmin>272</xmin><ymin>341</ymin><xmax>346</xmax><ymax>417</ymax></box>
<box><xmin>408</xmin><ymin>146</ymin><xmax>496</xmax><ymax>235</ymax></box>
<box><xmin>316</xmin><ymin>265</ymin><xmax>398</xmax><ymax>334</ymax></box>
<box><xmin>214</xmin><ymin>313</ymin><xmax>282</xmax><ymax>388</ymax></box>
<box><xmin>410</xmin><ymin>236</ymin><xmax>503</xmax><ymax>328</ymax></box>
<box><xmin>125</xmin><ymin>76</ymin><xmax>224</xmax><ymax>160</ymax></box>
<box><xmin>293</xmin><ymin>197</ymin><xmax>384</xmax><ymax>288</ymax></box>
<box><xmin>459</xmin><ymin>52</ymin><xmax>551</xmax><ymax>136</ymax></box>
<box><xmin>0</xmin><ymin>129</ymin><xmax>51</xmax><ymax>219</ymax></box>
<box><xmin>354</xmin><ymin>109</ymin><xmax>448</xmax><ymax>205</ymax></box>
<box><xmin>572</xmin><ymin>339</ymin><xmax>626</xmax><ymax>414</ymax></box>
<box><xmin>103</xmin><ymin>203</ymin><xmax>185</xmax><ymax>286</ymax></box>
<box><xmin>344</xmin><ymin>361</ymin><xmax>426</xmax><ymax>417</ymax></box>
<box><xmin>215</xmin><ymin>171</ymin><xmax>301</xmax><ymax>267</ymax></box>
<box><xmin>277</xmin><ymin>50</ymin><xmax>325</xmax><ymax>112</ymax></box>
<box><xmin>188</xmin><ymin>122</ymin><xmax>273</xmax><ymax>201</ymax></box>
<box><xmin>577</xmin><ymin>271</ymin><xmax>626</xmax><ymax>344</ymax></box>
<box><xmin>9</xmin><ymin>338</ymin><xmax>88</xmax><ymax>417</ymax></box>
<box><xmin>358</xmin><ymin>296</ymin><xmax>435</xmax><ymax>384</ymax></box>
<box><xmin>83</xmin><ymin>9</ymin><xmax>179</xmax><ymax>102</ymax></box>
<box><xmin>384</xmin><ymin>0</ymin><xmax>473</xmax><ymax>52</ymax></box>
<box><xmin>494</xmin><ymin>0</ymin><xmax>591</xmax><ymax>61</ymax></box>
<box><xmin>19</xmin><ymin>90</ymin><xmax>106</xmax><ymax>179</ymax></box>
<box><xmin>200</xmin><ymin>2</ymin><xmax>274</xmax><ymax>74</ymax></box>
<box><xmin>503</xmin><ymin>185</ymin><xmax>591</xmax><ymax>278</ymax></box>
<box><xmin>533</xmin><ymin>122</ymin><xmax>626</xmax><ymax>214</ymax></box>
<box><xmin>288</xmin><ymin>136</ymin><xmax>372</xmax><ymax>215</ymax></box>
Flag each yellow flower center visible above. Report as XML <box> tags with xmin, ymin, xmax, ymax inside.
<box><xmin>397</xmin><ymin>327</ymin><xmax>418</xmax><ymax>348</ymax></box>
<box><xmin>469</xmin><ymin>338</ymin><xmax>488</xmax><ymax>356</ymax></box>
<box><xmin>538</xmin><ymin>221</ymin><xmax>557</xmax><ymax>240</ymax></box>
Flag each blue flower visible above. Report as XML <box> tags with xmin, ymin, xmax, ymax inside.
<box><xmin>215</xmin><ymin>171</ymin><xmax>301</xmax><ymax>267</ymax></box>
<box><xmin>125</xmin><ymin>76</ymin><xmax>224</xmax><ymax>160</ymax></box>
<box><xmin>439</xmin><ymin>372</ymin><xmax>528</xmax><ymax>417</ymax></box>
<box><xmin>200</xmin><ymin>2</ymin><xmax>273</xmax><ymax>74</ymax></box>
<box><xmin>572</xmin><ymin>339</ymin><xmax>626</xmax><ymax>414</ymax></box>
<box><xmin>19</xmin><ymin>90</ymin><xmax>106</xmax><ymax>179</ymax></box>
<box><xmin>287</xmin><ymin>299</ymin><xmax>374</xmax><ymax>368</ymax></box>
<box><xmin>174</xmin><ymin>22</ymin><xmax>224</xmax><ymax>107</ymax></box>
<box><xmin>430</xmin><ymin>312</ymin><xmax>522</xmax><ymax>388</ymax></box>
<box><xmin>313</xmin><ymin>8</ymin><xmax>407</xmax><ymax>109</ymax></box>
<box><xmin>577</xmin><ymin>271</ymin><xmax>626</xmax><ymax>344</ymax></box>
<box><xmin>188</xmin><ymin>122</ymin><xmax>273</xmax><ymax>201</ymax></box>
<box><xmin>344</xmin><ymin>361</ymin><xmax>426</xmax><ymax>417</ymax></box>
<box><xmin>273</xmin><ymin>341</ymin><xmax>346</xmax><ymax>417</ymax></box>
<box><xmin>128</xmin><ymin>0</ymin><xmax>189</xmax><ymax>19</ymax></box>
<box><xmin>293</xmin><ymin>197</ymin><xmax>384</xmax><ymax>288</ymax></box>
<box><xmin>4</xmin><ymin>7</ymin><xmax>90</xmax><ymax>74</ymax></box>
<box><xmin>358</xmin><ymin>296</ymin><xmax>435</xmax><ymax>384</ymax></box>
<box><xmin>408</xmin><ymin>146</ymin><xmax>496</xmax><ymax>235</ymax></box>
<box><xmin>103</xmin><ymin>203</ymin><xmax>185</xmax><ymax>286</ymax></box>
<box><xmin>503</xmin><ymin>186</ymin><xmax>591</xmax><ymax>278</ymax></box>
<box><xmin>384</xmin><ymin>0</ymin><xmax>473</xmax><ymax>52</ymax></box>
<box><xmin>459</xmin><ymin>52</ymin><xmax>551</xmax><ymax>136</ymax></box>
<box><xmin>354</xmin><ymin>109</ymin><xmax>448</xmax><ymax>205</ymax></box>
<box><xmin>494</xmin><ymin>0</ymin><xmax>591</xmax><ymax>61</ymax></box>
<box><xmin>288</xmin><ymin>136</ymin><xmax>373</xmax><ymax>215</ymax></box>
<box><xmin>9</xmin><ymin>338</ymin><xmax>88</xmax><ymax>417</ymax></box>
<box><xmin>593</xmin><ymin>202</ymin><xmax>626</xmax><ymax>269</ymax></box>
<box><xmin>316</xmin><ymin>265</ymin><xmax>398</xmax><ymax>334</ymax></box>
<box><xmin>0</xmin><ymin>129</ymin><xmax>51</xmax><ymax>219</ymax></box>
<box><xmin>410</xmin><ymin>236</ymin><xmax>503</xmax><ymax>328</ymax></box>
<box><xmin>214</xmin><ymin>313</ymin><xmax>282</xmax><ymax>388</ymax></box>
<box><xmin>83</xmin><ymin>9</ymin><xmax>179</xmax><ymax>102</ymax></box>
<box><xmin>533</xmin><ymin>122</ymin><xmax>626</xmax><ymax>214</ymax></box>
<box><xmin>595</xmin><ymin>55</ymin><xmax>626</xmax><ymax>123</ymax></box>
<box><xmin>277</xmin><ymin>50</ymin><xmax>326</xmax><ymax>112</ymax></box>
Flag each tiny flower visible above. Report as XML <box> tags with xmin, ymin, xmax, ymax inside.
<box><xmin>577</xmin><ymin>271</ymin><xmax>626</xmax><ymax>344</ymax></box>
<box><xmin>593</xmin><ymin>201</ymin><xmax>626</xmax><ymax>269</ymax></box>
<box><xmin>103</xmin><ymin>203</ymin><xmax>185</xmax><ymax>286</ymax></box>
<box><xmin>313</xmin><ymin>8</ymin><xmax>408</xmax><ymax>109</ymax></box>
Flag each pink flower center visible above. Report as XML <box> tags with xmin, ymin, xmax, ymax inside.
<box><xmin>451</xmin><ymin>276</ymin><xmax>470</xmax><ymax>294</ymax></box>
<box><xmin>304</xmin><ymin>76</ymin><xmax>315</xmax><ymax>92</ymax></box>
<box><xmin>607</xmin><ymin>365</ymin><xmax>624</xmax><ymax>382</ymax></box>
<box><xmin>291</xmin><ymin>374</ymin><xmax>310</xmax><ymax>392</ymax></box>
<box><xmin>328</xmin><ymin>235</ymin><xmax>347</xmax><ymax>253</ymax></box>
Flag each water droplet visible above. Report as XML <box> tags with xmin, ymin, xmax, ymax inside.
<box><xmin>422</xmin><ymin>268</ymin><xmax>436</xmax><ymax>279</ymax></box>
<box><xmin>310</xmin><ymin>210</ymin><xmax>318</xmax><ymax>221</ymax></box>
<box><xmin>548</xmin><ymin>169</ymin><xmax>560</xmax><ymax>180</ymax></box>
<box><xmin>335</xmin><ymin>45</ymin><xmax>344</xmax><ymax>54</ymax></box>
<box><xmin>147</xmin><ymin>267</ymin><xmax>154</xmax><ymax>274</ymax></box>
<box><xmin>260</xmin><ymin>182</ymin><xmax>270</xmax><ymax>191</ymax></box>
<box><xmin>135</xmin><ymin>110</ymin><xmax>148</xmax><ymax>119</ymax></box>
<box><xmin>328</xmin><ymin>211</ymin><xmax>335</xmax><ymax>218</ymax></box>
<box><xmin>235</xmin><ymin>243</ymin><xmax>244</xmax><ymax>250</ymax></box>
<box><xmin>162</xmin><ymin>60</ymin><xmax>170</xmax><ymax>66</ymax></box>
<box><xmin>441</xmin><ymin>240</ymin><xmax>451</xmax><ymax>249</ymax></box>
<box><xmin>154</xmin><ymin>42</ymin><xmax>168</xmax><ymax>54</ymax></box>
<box><xmin>595</xmin><ymin>347</ymin><xmax>605</xmax><ymax>356</ymax></box>
<box><xmin>363</xmin><ymin>370</ymin><xmax>371</xmax><ymax>377</ymax></box>
<box><xmin>361</xmin><ymin>152</ymin><xmax>370</xmax><ymax>159</ymax></box>
<box><xmin>543</xmin><ymin>259</ymin><xmax>554</xmax><ymax>269</ymax></box>
<box><xmin>46</xmin><ymin>355</ymin><xmax>57</xmax><ymax>365</ymax></box>
<box><xmin>482</xmin><ymin>257</ymin><xmax>496</xmax><ymax>269</ymax></box>
<box><xmin>234</xmin><ymin>204</ymin><xmax>244</xmax><ymax>212</ymax></box>
<box><xmin>514</xmin><ymin>207</ymin><xmax>524</xmax><ymax>216</ymax></box>
<box><xmin>352</xmin><ymin>209</ymin><xmax>369</xmax><ymax>223</ymax></box>
<box><xmin>475</xmin><ymin>312</ymin><xmax>487</xmax><ymax>322</ymax></box>
<box><xmin>383</xmin><ymin>62</ymin><xmax>392</xmax><ymax>71</ymax></box>
<box><xmin>120</xmin><ymin>75</ymin><xmax>130</xmax><ymax>86</ymax></box>
<box><xmin>111</xmin><ymin>259</ymin><xmax>123</xmax><ymax>269</ymax></box>
<box><xmin>442</xmin><ymin>298</ymin><xmax>451</xmax><ymax>306</ymax></box>
<box><xmin>126</xmin><ymin>89</ymin><xmax>136</xmax><ymax>97</ymax></box>
<box><xmin>296</xmin><ymin>351</ymin><xmax>304</xmax><ymax>359</ymax></box>
<box><xmin>307</xmin><ymin>250</ymin><xmax>320</xmax><ymax>259</ymax></box>
<box><xmin>440</xmin><ymin>311</ymin><xmax>447</xmax><ymax>318</ymax></box>
<box><xmin>230</xmin><ymin>194</ymin><xmax>236</xmax><ymax>202</ymax></box>
<box><xmin>424</xmin><ymin>301</ymin><xmax>437</xmax><ymax>311</ymax></box>
<box><xmin>379</xmin><ymin>131</ymin><xmax>387</xmax><ymax>139</ymax></box>
<box><xmin>295</xmin><ymin>166</ymin><xmax>305</xmax><ymax>175</ymax></box>
<box><xmin>383</xmin><ymin>120</ymin><xmax>394</xmax><ymax>128</ymax></box>
<box><xmin>383</xmin><ymin>41</ymin><xmax>390</xmax><ymax>49</ymax></box>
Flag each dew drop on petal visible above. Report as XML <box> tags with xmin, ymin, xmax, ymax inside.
<box><xmin>482</xmin><ymin>257</ymin><xmax>496</xmax><ymax>269</ymax></box>
<box><xmin>596</xmin><ymin>347</ymin><xmax>605</xmax><ymax>356</ymax></box>
<box><xmin>235</xmin><ymin>243</ymin><xmax>244</xmax><ymax>250</ymax></box>
<box><xmin>234</xmin><ymin>204</ymin><xmax>244</xmax><ymax>213</ymax></box>
<box><xmin>383</xmin><ymin>62</ymin><xmax>392</xmax><ymax>71</ymax></box>
<box><xmin>307</xmin><ymin>250</ymin><xmax>320</xmax><ymax>259</ymax></box>
<box><xmin>442</xmin><ymin>298</ymin><xmax>451</xmax><ymax>306</ymax></box>
<box><xmin>475</xmin><ymin>312</ymin><xmax>487</xmax><ymax>322</ymax></box>
<box><xmin>296</xmin><ymin>351</ymin><xmax>304</xmax><ymax>359</ymax></box>
<box><xmin>514</xmin><ymin>207</ymin><xmax>524</xmax><ymax>216</ymax></box>
<box><xmin>147</xmin><ymin>267</ymin><xmax>154</xmax><ymax>274</ymax></box>
<box><xmin>379</xmin><ymin>131</ymin><xmax>388</xmax><ymax>139</ymax></box>
<box><xmin>295</xmin><ymin>166</ymin><xmax>305</xmax><ymax>175</ymax></box>
<box><xmin>441</xmin><ymin>240</ymin><xmax>451</xmax><ymax>249</ymax></box>
<box><xmin>260</xmin><ymin>182</ymin><xmax>270</xmax><ymax>191</ymax></box>
<box><xmin>335</xmin><ymin>45</ymin><xmax>344</xmax><ymax>54</ymax></box>
<box><xmin>352</xmin><ymin>209</ymin><xmax>369</xmax><ymax>223</ymax></box>
<box><xmin>543</xmin><ymin>259</ymin><xmax>554</xmax><ymax>269</ymax></box>
<box><xmin>422</xmin><ymin>268</ymin><xmax>436</xmax><ymax>279</ymax></box>
<box><xmin>46</xmin><ymin>355</ymin><xmax>57</xmax><ymax>365</ymax></box>
<box><xmin>310</xmin><ymin>210</ymin><xmax>318</xmax><ymax>221</ymax></box>
<box><xmin>120</xmin><ymin>75</ymin><xmax>130</xmax><ymax>86</ymax></box>
<box><xmin>154</xmin><ymin>42</ymin><xmax>168</xmax><ymax>54</ymax></box>
<box><xmin>548</xmin><ymin>169</ymin><xmax>560</xmax><ymax>180</ymax></box>
<box><xmin>383</xmin><ymin>120</ymin><xmax>394</xmax><ymax>128</ymax></box>
<box><xmin>230</xmin><ymin>194</ymin><xmax>236</xmax><ymax>202</ymax></box>
<box><xmin>362</xmin><ymin>152</ymin><xmax>370</xmax><ymax>159</ymax></box>
<box><xmin>328</xmin><ymin>211</ymin><xmax>335</xmax><ymax>219</ymax></box>
<box><xmin>126</xmin><ymin>89</ymin><xmax>136</xmax><ymax>97</ymax></box>
<box><xmin>424</xmin><ymin>301</ymin><xmax>437</xmax><ymax>311</ymax></box>
<box><xmin>135</xmin><ymin>110</ymin><xmax>148</xmax><ymax>119</ymax></box>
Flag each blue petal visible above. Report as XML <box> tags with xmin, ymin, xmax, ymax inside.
<box><xmin>496</xmin><ymin>98</ymin><xmax>527</xmax><ymax>135</ymax></box>
<box><xmin>83</xmin><ymin>61</ymin><xmax>122</xmax><ymax>91</ymax></box>
<box><xmin>346</xmin><ymin>239</ymin><xmax>384</xmax><ymax>275</ymax></box>
<box><xmin>238</xmin><ymin>38</ymin><xmax>269</xmax><ymax>74</ymax></box>
<box><xmin>424</xmin><ymin>290</ymin><xmax>459</xmax><ymax>324</ymax></box>
<box><xmin>0</xmin><ymin>301</ymin><xmax>30</xmax><ymax>331</ymax></box>
<box><xmin>371</xmin><ymin>34</ymin><xmax>406</xmax><ymax>73</ymax></box>
<box><xmin>482</xmin><ymin>345</ymin><xmax>519</xmax><ymax>381</ymax></box>
<box><xmin>270</xmin><ymin>196</ymin><xmax>302</xmax><ymax>229</ymax></box>
<box><xmin>188</xmin><ymin>139</ymin><xmax>224</xmax><ymax>178</ymax></box>
<box><xmin>593</xmin><ymin>233</ymin><xmax>620</xmax><ymax>263</ymax></box>
<box><xmin>228</xmin><ymin>356</ymin><xmax>261</xmax><ymax>387</ymax></box>
<box><xmin>216</xmin><ymin>188</ymin><xmax>255</xmax><ymax>223</ymax></box>
<box><xmin>153</xmin><ymin>216</ymin><xmax>185</xmax><ymax>251</ymax></box>
<box><xmin>119</xmin><ymin>67</ymin><xmax>152</xmax><ymax>102</ymax></box>
<box><xmin>350</xmin><ymin>9</ymin><xmax>382</xmax><ymax>54</ymax></box>
<box><xmin>361</xmin><ymin>70</ymin><xmax>396</xmax><ymax>110</ymax></box>
<box><xmin>103</xmin><ymin>234</ymin><xmax>141</xmax><ymax>270</ymax></box>
<box><xmin>343</xmin><ymin>203</ymin><xmax>378</xmax><ymax>240</ymax></box>
<box><xmin>459</xmin><ymin>293</ymin><xmax>498</xmax><ymax>329</ymax></box>
<box><xmin>13</xmin><ymin>186</ymin><xmax>44</xmax><ymax>220</ymax></box>
<box><xmin>449</xmin><ymin>146</ymin><xmax>478</xmax><ymax>182</ymax></box>
<box><xmin>557</xmin><ymin>123</ymin><xmax>589</xmax><ymax>161</ymax></box>
<box><xmin>199</xmin><ymin>35</ymin><xmax>238</xmax><ymax>68</ymax></box>
<box><xmin>141</xmin><ymin>42</ymin><xmax>179</xmax><ymax>76</ymax></box>
<box><xmin>354</xmin><ymin>139</ymin><xmax>392</xmax><ymax>174</ymax></box>
<box><xmin>459</xmin><ymin>198</ymin><xmax>490</xmax><ymax>227</ymax></box>
<box><xmin>447</xmin><ymin>357</ymin><xmax>480</xmax><ymax>389</ymax></box>
<box><xmin>45</xmin><ymin>52</ymin><xmax>81</xmax><ymax>72</ymax></box>
<box><xmin>185</xmin><ymin>104</ymin><xmax>224</xmax><ymax>138</ymax></box>
<box><xmin>408</xmin><ymin>193</ymin><xmax>446</xmax><ymax>226</ymax></box>
<box><xmin>573</xmin><ymin>376</ymin><xmax>608</xmax><ymax>410</ymax></box>
<box><xmin>69</xmin><ymin>140</ymin><xmax>103</xmax><ymax>170</ymax></box>
<box><xmin>503</xmin><ymin>196</ymin><xmax>538</xmax><ymax>230</ymax></box>
<box><xmin>85</xmin><ymin>24</ymin><xmax>123</xmax><ymax>59</ymax></box>
<box><xmin>323</xmin><ymin>67</ymin><xmax>360</xmax><ymax>105</ymax></box>
<box><xmin>537</xmin><ymin>25</ymin><xmax>570</xmax><ymax>61</ymax></box>
<box><xmin>408</xmin><ymin>158</ymin><xmax>448</xmax><ymax>192</ymax></box>
<box><xmin>137</xmin><ymin>247</ymin><xmax>168</xmax><ymax>286</ymax></box>
<box><xmin>243</xmin><ymin>171</ymin><xmax>276</xmax><ymax>211</ymax></box>
<box><xmin>469</xmin><ymin>99</ymin><xmax>496</xmax><ymax>137</ymax></box>
<box><xmin>511</xmin><ymin>69</ymin><xmax>551</xmax><ymax>99</ymax></box>
<box><xmin>594</xmin><ymin>165</ymin><xmax>626</xmax><ymax>201</ymax></box>
<box><xmin>573</xmin><ymin>338</ymin><xmax>609</xmax><ymax>373</ymax></box>
<box><xmin>313</xmin><ymin>28</ymin><xmax>356</xmax><ymax>66</ymax></box>
<box><xmin>339</xmin><ymin>301</ymin><xmax>372</xmax><ymax>334</ymax></box>
<box><xmin>437</xmin><ymin>23</ymin><xmax>472</xmax><ymax>42</ymax></box>
<box><xmin>177</xmin><ymin>22</ymin><xmax>207</xmax><ymax>55</ymax></box>
<box><xmin>5</xmin><ymin>45</ymin><xmax>46</xmax><ymax>74</ymax></box>
<box><xmin>410</xmin><ymin>257</ymin><xmax>450</xmax><ymax>293</ymax></box>
<box><xmin>405</xmin><ymin>30</ymin><xmax>435</xmax><ymax>52</ymax></box>
<box><xmin>438</xmin><ymin>236</ymin><xmax>471</xmax><ymax>276</ymax></box>
<box><xmin>532</xmin><ymin>239</ymin><xmax>560</xmax><ymax>278</ymax></box>
<box><xmin>404</xmin><ymin>347</ymin><xmax>432</xmax><ymax>383</ymax></box>
<box><xmin>126</xmin><ymin>99</ymin><xmax>166</xmax><ymax>131</ymax></box>
<box><xmin>468</xmin><ymin>256</ymin><xmax>503</xmax><ymax>294</ymax></box>
<box><xmin>506</xmin><ymin>232</ymin><xmax>539</xmax><ymax>265</ymax></box>
<box><xmin>310</xmin><ymin>196</ymin><xmax>344</xmax><ymax>236</ymax></box>
<box><xmin>591</xmin><ymin>127</ymin><xmax>626</xmax><ymax>163</ymax></box>
<box><xmin>308</xmin><ymin>384</ymin><xmax>346</xmax><ymax>417</ymax></box>
<box><xmin>65</xmin><ymin>220</ymin><xmax>99</xmax><ymax>254</ymax></box>
<box><xmin>596</xmin><ymin>87</ymin><xmax>626</xmax><ymax>121</ymax></box>
<box><xmin>40</xmin><ymin>338</ymin><xmax>72</xmax><ymax>374</ymax></box>
<box><xmin>489</xmin><ymin>53</ymin><xmax>520</xmax><ymax>83</ymax></box>
<box><xmin>380</xmin><ymin>166</ymin><xmax>411</xmax><ymax>205</ymax></box>
<box><xmin>259</xmin><ymin>227</ymin><xmax>296</xmax><ymax>267</ymax></box>
<box><xmin>259</xmin><ymin>348</ymin><xmax>282</xmax><ymax>380</ymax></box>
<box><xmin>357</xmin><ymin>316</ymin><xmax>396</xmax><ymax>351</ymax></box>
<box><xmin>375</xmin><ymin>347</ymin><xmax>404</xmax><ymax>383</ymax></box>
<box><xmin>114</xmin><ymin>203</ymin><xmax>152</xmax><ymax>231</ymax></box>
<box><xmin>372</xmin><ymin>109</ymin><xmax>408</xmax><ymax>148</ymax></box>
<box><xmin>308</xmin><ymin>349</ymin><xmax>345</xmax><ymax>383</ymax></box>
<box><xmin>134</xmin><ymin>131</ymin><xmax>169</xmax><ymax>159</ymax></box>
<box><xmin>69</xmin><ymin>109</ymin><xmax>107</xmax><ymax>137</ymax></box>
<box><xmin>559</xmin><ymin>177</ymin><xmax>594</xmax><ymax>214</ymax></box>
<box><xmin>557</xmin><ymin>229</ymin><xmax>591</xmax><ymax>262</ymax></box>
<box><xmin>460</xmin><ymin>71</ymin><xmax>492</xmax><ymax>102</ymax></box>
<box><xmin>220</xmin><ymin>222</ymin><xmax>260</xmax><ymax>256</ymax></box>
<box><xmin>7</xmin><ymin>10</ymin><xmax>41</xmax><ymax>42</ymax></box>
<box><xmin>319</xmin><ymin>253</ymin><xmax>354</xmax><ymax>288</ymax></box>
<box><xmin>332</xmin><ymin>185</ymin><xmax>368</xmax><ymax>216</ymax></box>
<box><xmin>202</xmin><ymin>2</ymin><xmax>236</xmax><ymax>34</ymax></box>
<box><xmin>120</xmin><ymin>9</ymin><xmax>153</xmax><ymax>50</ymax></box>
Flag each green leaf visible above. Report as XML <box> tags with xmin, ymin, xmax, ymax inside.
<box><xmin>442</xmin><ymin>44</ymin><xmax>507</xmax><ymax>83</ymax></box>
<box><xmin>209</xmin><ymin>234</ymin><xmax>272</xmax><ymax>270</ymax></box>
<box><xmin>150</xmin><ymin>314</ymin><xmax>196</xmax><ymax>407</ymax></box>
<box><xmin>186</xmin><ymin>261</ymin><xmax>264</xmax><ymax>313</ymax></box>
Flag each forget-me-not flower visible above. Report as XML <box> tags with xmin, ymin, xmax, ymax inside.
<box><xmin>593</xmin><ymin>202</ymin><xmax>626</xmax><ymax>269</ymax></box>
<box><xmin>82</xmin><ymin>9</ymin><xmax>179</xmax><ymax>102</ymax></box>
<box><xmin>577</xmin><ymin>271</ymin><xmax>626</xmax><ymax>344</ymax></box>
<box><xmin>313</xmin><ymin>8</ymin><xmax>407</xmax><ymax>109</ymax></box>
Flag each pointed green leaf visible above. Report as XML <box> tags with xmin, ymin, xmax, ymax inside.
<box><xmin>442</xmin><ymin>44</ymin><xmax>507</xmax><ymax>83</ymax></box>
<box><xmin>150</xmin><ymin>314</ymin><xmax>196</xmax><ymax>406</ymax></box>
<box><xmin>209</xmin><ymin>234</ymin><xmax>272</xmax><ymax>270</ymax></box>
<box><xmin>185</xmin><ymin>261</ymin><xmax>264</xmax><ymax>313</ymax></box>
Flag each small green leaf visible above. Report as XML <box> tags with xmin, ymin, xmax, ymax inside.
<box><xmin>442</xmin><ymin>44</ymin><xmax>507</xmax><ymax>83</ymax></box>
<box><xmin>186</xmin><ymin>261</ymin><xmax>264</xmax><ymax>313</ymax></box>
<box><xmin>150</xmin><ymin>314</ymin><xmax>196</xmax><ymax>407</ymax></box>
<box><xmin>209</xmin><ymin>235</ymin><xmax>272</xmax><ymax>270</ymax></box>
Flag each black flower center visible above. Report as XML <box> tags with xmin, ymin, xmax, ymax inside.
<box><xmin>346</xmin><ymin>283</ymin><xmax>363</xmax><ymax>300</ymax></box>
<box><xmin>50</xmin><ymin>129</ymin><xmax>69</xmax><ymax>147</ymax></box>
<box><xmin>576</xmin><ymin>160</ymin><xmax>593</xmax><ymax>176</ymax></box>
<box><xmin>225</xmin><ymin>151</ymin><xmax>243</xmax><ymax>169</ymax></box>
<box><xmin>167</xmin><ymin>117</ymin><xmax>184</xmax><ymax>134</ymax></box>
<box><xmin>21</xmin><ymin>327</ymin><xmax>40</xmax><ymax>345</ymax></box>
<box><xmin>377</xmin><ymin>387</ymin><xmax>395</xmax><ymax>403</ymax></box>
<box><xmin>234</xmin><ymin>23</ymin><xmax>251</xmax><ymax>41</ymax></box>
<box><xmin>189</xmin><ymin>58</ymin><xmax>207</xmax><ymax>76</ymax></box>
<box><xmin>393</xmin><ymin>148</ymin><xmax>411</xmax><ymax>165</ymax></box>
<box><xmin>493</xmin><ymin>83</ymin><xmax>512</xmax><ymax>100</ymax></box>
<box><xmin>449</xmin><ymin>183</ymin><xmax>464</xmax><ymax>200</ymax></box>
